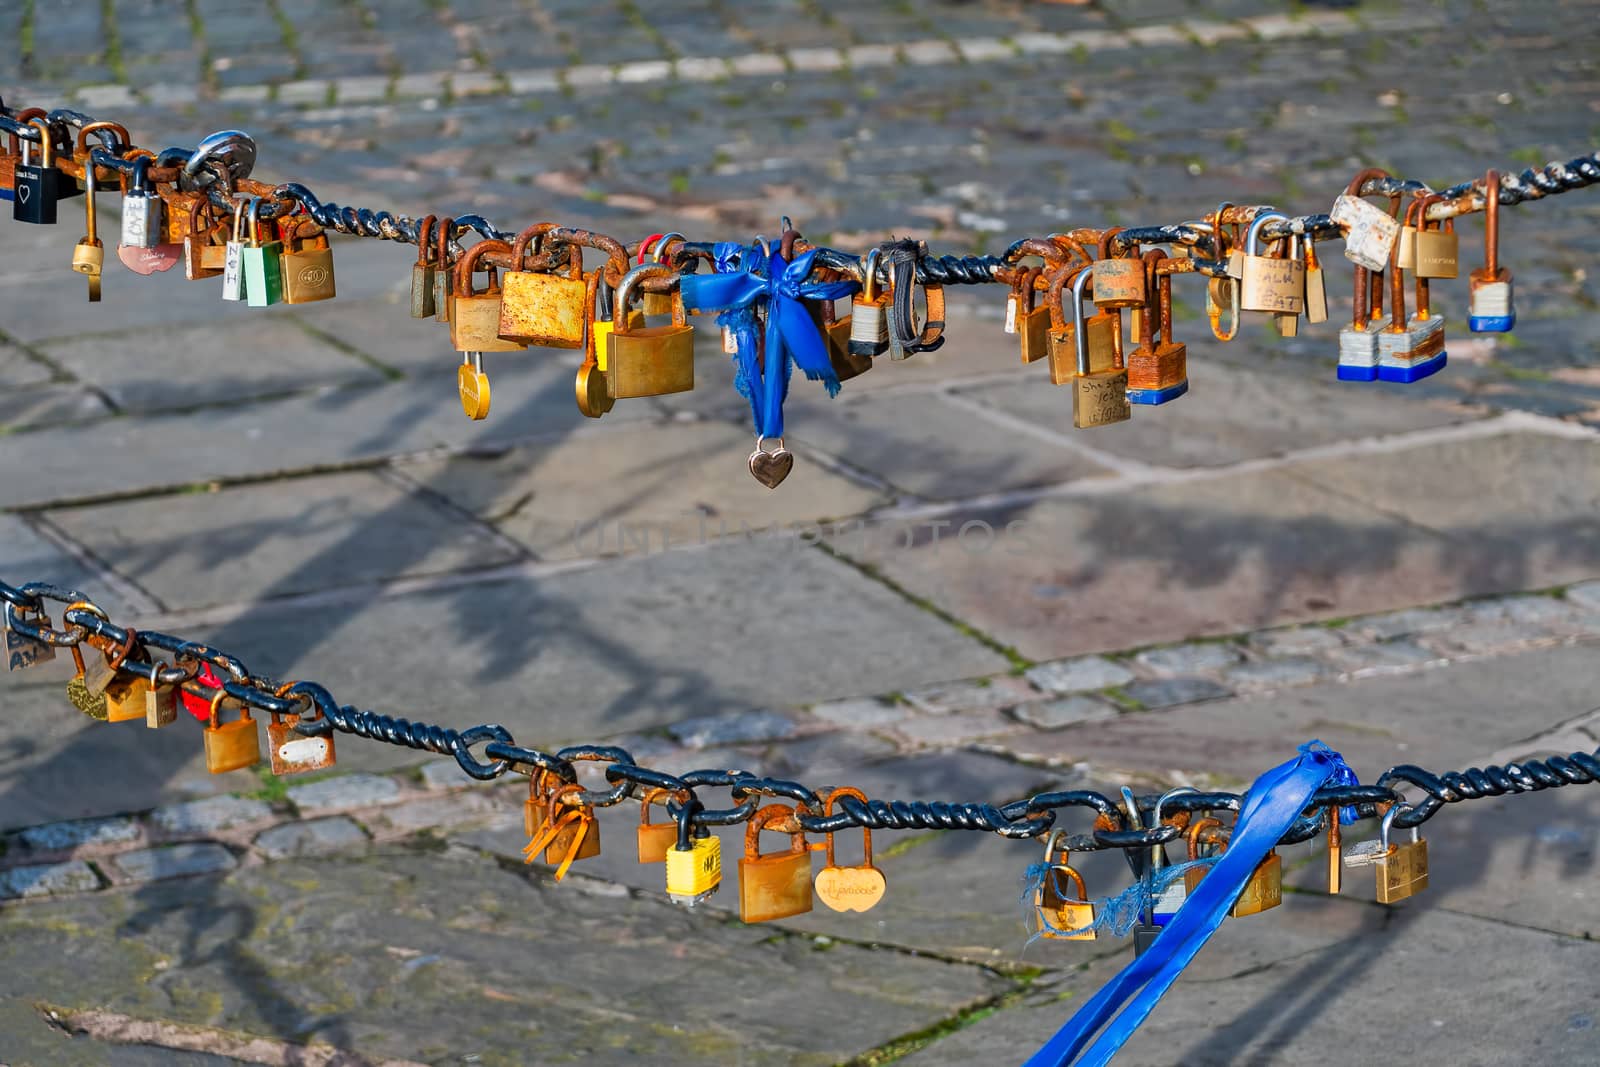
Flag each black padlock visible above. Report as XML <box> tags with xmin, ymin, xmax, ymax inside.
<box><xmin>1132</xmin><ymin>922</ymin><xmax>1163</xmax><ymax>957</ymax></box>
<box><xmin>13</xmin><ymin>118</ymin><xmax>60</xmax><ymax>225</ymax></box>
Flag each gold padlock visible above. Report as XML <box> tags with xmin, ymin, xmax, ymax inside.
<box><xmin>499</xmin><ymin>222</ymin><xmax>588</xmax><ymax>347</ymax></box>
<box><xmin>279</xmin><ymin>217</ymin><xmax>337</xmax><ymax>303</ymax></box>
<box><xmin>203</xmin><ymin>689</ymin><xmax>262</xmax><ymax>774</ymax></box>
<box><xmin>102</xmin><ymin>630</ymin><xmax>149</xmax><ymax>723</ymax></box>
<box><xmin>1065</xmin><ymin>267</ymin><xmax>1130</xmax><ymax>428</ymax></box>
<box><xmin>184</xmin><ymin>197</ymin><xmax>228</xmax><ymax>281</ymax></box>
<box><xmin>1374</xmin><ymin>806</ymin><xmax>1429</xmax><ymax>903</ymax></box>
<box><xmin>1413</xmin><ymin>199</ymin><xmax>1459</xmax><ymax>280</ymax></box>
<box><xmin>450</xmin><ymin>240</ymin><xmax>525</xmax><ymax>353</ymax></box>
<box><xmin>637</xmin><ymin>787</ymin><xmax>682</xmax><ymax>864</ymax></box>
<box><xmin>1036</xmin><ymin>831</ymin><xmax>1096</xmax><ymax>941</ymax></box>
<box><xmin>576</xmin><ymin>269</ymin><xmax>616</xmax><ymax>418</ymax></box>
<box><xmin>813</xmin><ymin>787</ymin><xmax>887</xmax><ymax>913</ymax></box>
<box><xmin>1010</xmin><ymin>265</ymin><xmax>1051</xmax><ymax>364</ymax></box>
<box><xmin>607</xmin><ymin>262</ymin><xmax>695</xmax><ymax>399</ymax></box>
<box><xmin>1046</xmin><ymin>263</ymin><xmax>1117</xmax><ymax>386</ymax></box>
<box><xmin>738</xmin><ymin>803</ymin><xmax>814</xmax><ymax>923</ymax></box>
<box><xmin>1181</xmin><ymin>817</ymin><xmax>1281</xmax><ymax>916</ymax></box>
<box><xmin>523</xmin><ymin>782</ymin><xmax>600</xmax><ymax>878</ymax></box>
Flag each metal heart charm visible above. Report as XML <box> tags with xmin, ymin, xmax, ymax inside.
<box><xmin>458</xmin><ymin>363</ymin><xmax>491</xmax><ymax>420</ymax></box>
<box><xmin>814</xmin><ymin>865</ymin><xmax>887</xmax><ymax>913</ymax></box>
<box><xmin>747</xmin><ymin>446</ymin><xmax>793</xmax><ymax>489</ymax></box>
<box><xmin>118</xmin><ymin>243</ymin><xmax>183</xmax><ymax>275</ymax></box>
<box><xmin>17</xmin><ymin>184</ymin><xmax>30</xmax><ymax>204</ymax></box>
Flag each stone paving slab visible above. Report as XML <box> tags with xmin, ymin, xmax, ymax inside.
<box><xmin>829</xmin><ymin>467</ymin><xmax>1462</xmax><ymax>661</ymax></box>
<box><xmin>957</xmin><ymin>359</ymin><xmax>1483</xmax><ymax>469</ymax></box>
<box><xmin>0</xmin><ymin>513</ymin><xmax>147</xmax><ymax>617</ymax></box>
<box><xmin>404</xmin><ymin>418</ymin><xmax>888</xmax><ymax>562</ymax></box>
<box><xmin>45</xmin><ymin>470</ymin><xmax>525</xmax><ymax>609</ymax></box>
<box><xmin>36</xmin><ymin>317</ymin><xmax>386</xmax><ymax>415</ymax></box>
<box><xmin>0</xmin><ymin>379</ymin><xmax>113</xmax><ymax>432</ymax></box>
<box><xmin>902</xmin><ymin>904</ymin><xmax>1600</xmax><ymax>1067</ymax></box>
<box><xmin>0</xmin><ymin>846</ymin><xmax>1009</xmax><ymax>1066</ymax></box>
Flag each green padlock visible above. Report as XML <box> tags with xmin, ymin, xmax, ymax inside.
<box><xmin>242</xmin><ymin>199</ymin><xmax>283</xmax><ymax>307</ymax></box>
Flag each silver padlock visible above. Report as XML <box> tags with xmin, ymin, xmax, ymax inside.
<box><xmin>1338</xmin><ymin>266</ymin><xmax>1380</xmax><ymax>382</ymax></box>
<box><xmin>120</xmin><ymin>156</ymin><xmax>163</xmax><ymax>249</ymax></box>
<box><xmin>1377</xmin><ymin>265</ymin><xmax>1447</xmax><ymax>384</ymax></box>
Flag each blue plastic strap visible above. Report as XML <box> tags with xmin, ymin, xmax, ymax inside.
<box><xmin>1024</xmin><ymin>741</ymin><xmax>1349</xmax><ymax>1067</ymax></box>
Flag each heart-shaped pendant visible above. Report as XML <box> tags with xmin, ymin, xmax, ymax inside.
<box><xmin>747</xmin><ymin>437</ymin><xmax>793</xmax><ymax>489</ymax></box>
<box><xmin>458</xmin><ymin>358</ymin><xmax>491</xmax><ymax>420</ymax></box>
<box><xmin>575</xmin><ymin>362</ymin><xmax>613</xmax><ymax>419</ymax></box>
<box><xmin>814</xmin><ymin>864</ymin><xmax>887</xmax><ymax>913</ymax></box>
<box><xmin>118</xmin><ymin>243</ymin><xmax>183</xmax><ymax>275</ymax></box>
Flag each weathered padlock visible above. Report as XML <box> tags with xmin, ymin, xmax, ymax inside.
<box><xmin>63</xmin><ymin>602</ymin><xmax>113</xmax><ymax>720</ymax></box>
<box><xmin>13</xmin><ymin>117</ymin><xmax>61</xmax><ymax>225</ymax></box>
<box><xmin>1045</xmin><ymin>263</ymin><xmax>1116</xmax><ymax>386</ymax></box>
<box><xmin>242</xmin><ymin>199</ymin><xmax>284</xmax><ymax>307</ymax></box>
<box><xmin>818</xmin><ymin>290</ymin><xmax>872</xmax><ymax>382</ymax></box>
<box><xmin>665</xmin><ymin>799</ymin><xmax>722</xmax><ymax>907</ymax></box>
<box><xmin>1183</xmin><ymin>816</ymin><xmax>1226</xmax><ymax>894</ymax></box>
<box><xmin>1469</xmin><ymin>170</ymin><xmax>1516</xmax><ymax>333</ymax></box>
<box><xmin>101</xmin><ymin>630</ymin><xmax>150</xmax><ymax>723</ymax></box>
<box><xmin>1014</xmin><ymin>266</ymin><xmax>1052</xmax><ymax>364</ymax></box>
<box><xmin>1378</xmin><ymin>226</ymin><xmax>1447</xmax><ymax>383</ymax></box>
<box><xmin>434</xmin><ymin>219</ymin><xmax>455</xmax><ymax>323</ymax></box>
<box><xmin>1181</xmin><ymin>817</ymin><xmax>1282</xmax><ymax>916</ymax></box>
<box><xmin>643</xmin><ymin>232</ymin><xmax>685</xmax><ymax>316</ymax></box>
<box><xmin>1092</xmin><ymin>228</ymin><xmax>1146</xmax><ymax>308</ymax></box>
<box><xmin>1068</xmin><ymin>268</ymin><xmax>1131</xmax><ymax>428</ymax></box>
<box><xmin>163</xmin><ymin>188</ymin><xmax>208</xmax><ymax>246</ymax></box>
<box><xmin>184</xmin><ymin>197</ymin><xmax>227</xmax><ymax>281</ymax></box>
<box><xmin>0</xmin><ymin>123</ymin><xmax>21</xmax><ymax>201</ymax></box>
<box><xmin>1337</xmin><ymin>265</ymin><xmax>1380</xmax><ymax>381</ymax></box>
<box><xmin>738</xmin><ymin>803</ymin><xmax>814</xmax><ymax>923</ymax></box>
<box><xmin>203</xmin><ymin>689</ymin><xmax>262</xmax><ymax>774</ymax></box>
<box><xmin>145</xmin><ymin>661</ymin><xmax>178</xmax><ymax>729</ymax></box>
<box><xmin>266</xmin><ymin>686</ymin><xmax>336</xmax><ymax>776</ymax></box>
<box><xmin>1125</xmin><ymin>252</ymin><xmax>1187</xmax><ymax>405</ymax></box>
<box><xmin>1239</xmin><ymin>212</ymin><xmax>1305</xmax><ymax>314</ymax></box>
<box><xmin>450</xmin><ymin>239</ymin><xmax>525</xmax><ymax>353</ymax></box>
<box><xmin>576</xmin><ymin>270</ymin><xmax>616</xmax><ymax>419</ymax></box>
<box><xmin>120</xmin><ymin>155</ymin><xmax>163</xmax><ymax>250</ymax></box>
<box><xmin>637</xmin><ymin>787</ymin><xmax>681</xmax><ymax>864</ymax></box>
<box><xmin>279</xmin><ymin>217</ymin><xmax>338</xmax><ymax>303</ymax></box>
<box><xmin>499</xmin><ymin>222</ymin><xmax>587</xmax><ymax>347</ymax></box>
<box><xmin>4</xmin><ymin>599</ymin><xmax>56</xmax><ymax>671</ymax></box>
<box><xmin>1036</xmin><ymin>832</ymin><xmax>1096</xmax><ymax>941</ymax></box>
<box><xmin>70</xmin><ymin>160</ymin><xmax>104</xmax><ymax>302</ymax></box>
<box><xmin>71</xmin><ymin>120</ymin><xmax>128</xmax><ymax>194</ymax></box>
<box><xmin>1331</xmin><ymin>168</ymin><xmax>1402</xmax><ymax>273</ymax></box>
<box><xmin>848</xmin><ymin>248</ymin><xmax>891</xmax><ymax>358</ymax></box>
<box><xmin>813</xmin><ymin>787</ymin><xmax>886</xmax><ymax>913</ymax></box>
<box><xmin>608</xmin><ymin>262</ymin><xmax>695</xmax><ymax>398</ymax></box>
<box><xmin>1345</xmin><ymin>806</ymin><xmax>1429</xmax><ymax>904</ymax></box>
<box><xmin>1394</xmin><ymin>195</ymin><xmax>1421</xmax><ymax>272</ymax></box>
<box><xmin>411</xmin><ymin>214</ymin><xmax>438</xmax><ymax>318</ymax></box>
<box><xmin>524</xmin><ymin>782</ymin><xmax>601</xmax><ymax>878</ymax></box>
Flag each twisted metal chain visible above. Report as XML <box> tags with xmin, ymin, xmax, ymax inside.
<box><xmin>2</xmin><ymin>101</ymin><xmax>1596</xmax><ymax>283</ymax></box>
<box><xmin>7</xmin><ymin>578</ymin><xmax>1598</xmax><ymax>856</ymax></box>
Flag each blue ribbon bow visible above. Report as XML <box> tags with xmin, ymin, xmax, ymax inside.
<box><xmin>679</xmin><ymin>241</ymin><xmax>858</xmax><ymax>438</ymax></box>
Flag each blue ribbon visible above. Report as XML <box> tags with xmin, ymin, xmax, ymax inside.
<box><xmin>1025</xmin><ymin>741</ymin><xmax>1354</xmax><ymax>1067</ymax></box>
<box><xmin>679</xmin><ymin>242</ymin><xmax>857</xmax><ymax>438</ymax></box>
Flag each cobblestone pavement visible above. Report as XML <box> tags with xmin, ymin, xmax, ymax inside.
<box><xmin>4</xmin><ymin>0</ymin><xmax>1600</xmax><ymax>1064</ymax></box>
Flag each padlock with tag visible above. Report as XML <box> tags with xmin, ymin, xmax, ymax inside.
<box><xmin>13</xmin><ymin>117</ymin><xmax>62</xmax><ymax>225</ymax></box>
<box><xmin>499</xmin><ymin>222</ymin><xmax>588</xmax><ymax>347</ymax></box>
<box><xmin>1067</xmin><ymin>268</ymin><xmax>1131</xmax><ymax>428</ymax></box>
<box><xmin>524</xmin><ymin>783</ymin><xmax>601</xmax><ymax>879</ymax></box>
<box><xmin>1469</xmin><ymin>170</ymin><xmax>1516</xmax><ymax>333</ymax></box>
<box><xmin>1378</xmin><ymin>233</ymin><xmax>1448</xmax><ymax>383</ymax></box>
<box><xmin>1344</xmin><ymin>806</ymin><xmax>1429</xmax><ymax>903</ymax></box>
<box><xmin>608</xmin><ymin>262</ymin><xmax>695</xmax><ymax>399</ymax></box>
<box><xmin>279</xmin><ymin>217</ymin><xmax>337</xmax><ymax>303</ymax></box>
<box><xmin>1331</xmin><ymin>168</ymin><xmax>1402</xmax><ymax>273</ymax></box>
<box><xmin>70</xmin><ymin>159</ymin><xmax>104</xmax><ymax>302</ymax></box>
<box><xmin>266</xmin><ymin>707</ymin><xmax>336</xmax><ymax>776</ymax></box>
<box><xmin>1035</xmin><ymin>831</ymin><xmax>1096</xmax><ymax>941</ymax></box>
<box><xmin>813</xmin><ymin>787</ymin><xmax>887</xmax><ymax>913</ymax></box>
<box><xmin>1126</xmin><ymin>252</ymin><xmax>1188</xmax><ymax>405</ymax></box>
<box><xmin>665</xmin><ymin>798</ymin><xmax>722</xmax><ymax>907</ymax></box>
<box><xmin>739</xmin><ymin>803</ymin><xmax>813</xmax><ymax>923</ymax></box>
<box><xmin>203</xmin><ymin>690</ymin><xmax>262</xmax><ymax>774</ymax></box>
<box><xmin>1092</xmin><ymin>228</ymin><xmax>1145</xmax><ymax>309</ymax></box>
<box><xmin>221</xmin><ymin>198</ymin><xmax>249</xmax><ymax>301</ymax></box>
<box><xmin>411</xmin><ymin>214</ymin><xmax>438</xmax><ymax>318</ymax></box>
<box><xmin>242</xmin><ymin>199</ymin><xmax>284</xmax><ymax>307</ymax></box>
<box><xmin>848</xmin><ymin>248</ymin><xmax>892</xmax><ymax>358</ymax></box>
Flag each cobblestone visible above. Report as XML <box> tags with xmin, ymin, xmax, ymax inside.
<box><xmin>15</xmin><ymin>815</ymin><xmax>140</xmax><ymax>853</ymax></box>
<box><xmin>1133</xmin><ymin>643</ymin><xmax>1244</xmax><ymax>677</ymax></box>
<box><xmin>1247</xmin><ymin>627</ymin><xmax>1347</xmax><ymax>658</ymax></box>
<box><xmin>903</xmin><ymin>676</ymin><xmax>1037</xmax><ymax>714</ymax></box>
<box><xmin>1353</xmin><ymin>607</ymin><xmax>1467</xmax><ymax>642</ymax></box>
<box><xmin>1323</xmin><ymin>640</ymin><xmax>1445</xmax><ymax>676</ymax></box>
<box><xmin>1011</xmin><ymin>695</ymin><xmax>1118</xmax><ymax>731</ymax></box>
<box><xmin>111</xmin><ymin>843</ymin><xmax>237</xmax><ymax>883</ymax></box>
<box><xmin>1024</xmin><ymin>656</ymin><xmax>1135</xmax><ymax>695</ymax></box>
<box><xmin>288</xmin><ymin>774</ymin><xmax>403</xmax><ymax>815</ymax></box>
<box><xmin>150</xmin><ymin>796</ymin><xmax>273</xmax><ymax>836</ymax></box>
<box><xmin>667</xmin><ymin>710</ymin><xmax>797</xmax><ymax>748</ymax></box>
<box><xmin>254</xmin><ymin>817</ymin><xmax>369</xmax><ymax>860</ymax></box>
<box><xmin>894</xmin><ymin>710</ymin><xmax>1023</xmax><ymax>747</ymax></box>
<box><xmin>808</xmin><ymin>698</ymin><xmax>909</xmax><ymax>729</ymax></box>
<box><xmin>1224</xmin><ymin>656</ymin><xmax>1333</xmax><ymax>691</ymax></box>
<box><xmin>0</xmin><ymin>861</ymin><xmax>101</xmax><ymax>899</ymax></box>
<box><xmin>1122</xmin><ymin>677</ymin><xmax>1233</xmax><ymax>710</ymax></box>
<box><xmin>1563</xmin><ymin>582</ymin><xmax>1600</xmax><ymax>614</ymax></box>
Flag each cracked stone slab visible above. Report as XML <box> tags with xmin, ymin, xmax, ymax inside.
<box><xmin>403</xmin><ymin>417</ymin><xmax>887</xmax><ymax>562</ymax></box>
<box><xmin>825</xmin><ymin>468</ymin><xmax>1463</xmax><ymax>661</ymax></box>
<box><xmin>0</xmin><ymin>513</ymin><xmax>145</xmax><ymax>617</ymax></box>
<box><xmin>46</xmin><ymin>470</ymin><xmax>523</xmax><ymax>610</ymax></box>
<box><xmin>0</xmin><ymin>846</ymin><xmax>1006</xmax><ymax>1065</ymax></box>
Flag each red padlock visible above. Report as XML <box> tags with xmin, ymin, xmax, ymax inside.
<box><xmin>180</xmin><ymin>660</ymin><xmax>224</xmax><ymax>722</ymax></box>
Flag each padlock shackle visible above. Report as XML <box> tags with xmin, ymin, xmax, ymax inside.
<box><xmin>1137</xmin><ymin>249</ymin><xmax>1166</xmax><ymax>347</ymax></box>
<box><xmin>24</xmin><ymin>117</ymin><xmax>53</xmax><ymax>167</ymax></box>
<box><xmin>455</xmin><ymin>238</ymin><xmax>512</xmax><ymax>298</ymax></box>
<box><xmin>1047</xmin><ymin>863</ymin><xmax>1089</xmax><ymax>904</ymax></box>
<box><xmin>1243</xmin><ymin>211</ymin><xmax>1288</xmax><ymax>257</ymax></box>
<box><xmin>653</xmin><ymin>231</ymin><xmax>687</xmax><ymax>266</ymax></box>
<box><xmin>744</xmin><ymin>802</ymin><xmax>807</xmax><ymax>858</ymax></box>
<box><xmin>510</xmin><ymin>221</ymin><xmax>564</xmax><ymax>270</ymax></box>
<box><xmin>1071</xmin><ymin>267</ymin><xmax>1096</xmax><ymax>376</ymax></box>
<box><xmin>415</xmin><ymin>215</ymin><xmax>435</xmax><ymax>268</ymax></box>
<box><xmin>1186</xmin><ymin>816</ymin><xmax>1224</xmax><ymax>860</ymax></box>
<box><xmin>615</xmin><ymin>261</ymin><xmax>680</xmax><ymax>323</ymax></box>
<box><xmin>1483</xmin><ymin>170</ymin><xmax>1501</xmax><ymax>277</ymax></box>
<box><xmin>1096</xmin><ymin>226</ymin><xmax>1127</xmax><ymax>261</ymax></box>
<box><xmin>820</xmin><ymin>786</ymin><xmax>872</xmax><ymax>868</ymax></box>
<box><xmin>74</xmin><ymin>120</ymin><xmax>129</xmax><ymax>158</ymax></box>
<box><xmin>860</xmin><ymin>247</ymin><xmax>883</xmax><ymax>301</ymax></box>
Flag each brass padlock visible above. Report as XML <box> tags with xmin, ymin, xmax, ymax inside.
<box><xmin>1395</xmin><ymin>195</ymin><xmax>1421</xmax><ymax>272</ymax></box>
<box><xmin>813</xmin><ymin>787</ymin><xmax>886</xmax><ymax>913</ymax></box>
<box><xmin>1014</xmin><ymin>266</ymin><xmax>1051</xmax><ymax>364</ymax></box>
<box><xmin>279</xmin><ymin>217</ymin><xmax>337</xmax><ymax>303</ymax></box>
<box><xmin>499</xmin><ymin>222</ymin><xmax>588</xmax><ymax>347</ymax></box>
<box><xmin>1414</xmin><ymin>202</ymin><xmax>1459</xmax><ymax>280</ymax></box>
<box><xmin>203</xmin><ymin>689</ymin><xmax>262</xmax><ymax>774</ymax></box>
<box><xmin>1091</xmin><ymin>228</ymin><xmax>1146</xmax><ymax>309</ymax></box>
<box><xmin>848</xmin><ymin>248</ymin><xmax>891</xmax><ymax>358</ymax></box>
<box><xmin>1239</xmin><ymin>212</ymin><xmax>1305</xmax><ymax>314</ymax></box>
<box><xmin>1067</xmin><ymin>268</ymin><xmax>1130</xmax><ymax>428</ymax></box>
<box><xmin>1036</xmin><ymin>831</ymin><xmax>1096</xmax><ymax>941</ymax></box>
<box><xmin>411</xmin><ymin>214</ymin><xmax>438</xmax><ymax>318</ymax></box>
<box><xmin>434</xmin><ymin>220</ymin><xmax>455</xmax><ymax>323</ymax></box>
<box><xmin>1046</xmin><ymin>263</ymin><xmax>1116</xmax><ymax>386</ymax></box>
<box><xmin>576</xmin><ymin>270</ymin><xmax>616</xmax><ymax>418</ymax></box>
<box><xmin>818</xmin><ymin>293</ymin><xmax>871</xmax><ymax>382</ymax></box>
<box><xmin>607</xmin><ymin>262</ymin><xmax>695</xmax><ymax>399</ymax></box>
<box><xmin>102</xmin><ymin>629</ymin><xmax>149</xmax><ymax>723</ymax></box>
<box><xmin>1125</xmin><ymin>251</ymin><xmax>1187</xmax><ymax>406</ymax></box>
<box><xmin>1181</xmin><ymin>818</ymin><xmax>1281</xmax><ymax>916</ymax></box>
<box><xmin>450</xmin><ymin>240</ymin><xmax>525</xmax><ymax>353</ymax></box>
<box><xmin>145</xmin><ymin>661</ymin><xmax>178</xmax><ymax>729</ymax></box>
<box><xmin>184</xmin><ymin>197</ymin><xmax>227</xmax><ymax>281</ymax></box>
<box><xmin>1374</xmin><ymin>808</ymin><xmax>1429</xmax><ymax>903</ymax></box>
<box><xmin>524</xmin><ymin>782</ymin><xmax>600</xmax><ymax>878</ymax></box>
<box><xmin>637</xmin><ymin>787</ymin><xmax>682</xmax><ymax>864</ymax></box>
<box><xmin>265</xmin><ymin>688</ymin><xmax>336</xmax><ymax>776</ymax></box>
<box><xmin>738</xmin><ymin>803</ymin><xmax>814</xmax><ymax>923</ymax></box>
<box><xmin>70</xmin><ymin>161</ymin><xmax>103</xmax><ymax>302</ymax></box>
